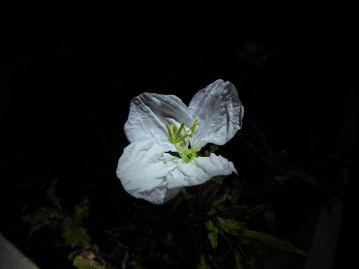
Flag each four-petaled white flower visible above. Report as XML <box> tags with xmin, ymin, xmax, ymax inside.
<box><xmin>116</xmin><ymin>79</ymin><xmax>244</xmax><ymax>204</ymax></box>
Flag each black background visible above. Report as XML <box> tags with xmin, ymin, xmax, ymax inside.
<box><xmin>1</xmin><ymin>4</ymin><xmax>356</xmax><ymax>268</ymax></box>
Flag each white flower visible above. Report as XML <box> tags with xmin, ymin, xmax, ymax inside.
<box><xmin>116</xmin><ymin>79</ymin><xmax>244</xmax><ymax>204</ymax></box>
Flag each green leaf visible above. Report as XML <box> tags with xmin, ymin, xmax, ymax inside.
<box><xmin>22</xmin><ymin>207</ymin><xmax>52</xmax><ymax>235</ymax></box>
<box><xmin>72</xmin><ymin>254</ymin><xmax>107</xmax><ymax>269</ymax></box>
<box><xmin>206</xmin><ymin>220</ymin><xmax>216</xmax><ymax>231</ymax></box>
<box><xmin>211</xmin><ymin>195</ymin><xmax>227</xmax><ymax>207</ymax></box>
<box><xmin>206</xmin><ymin>220</ymin><xmax>218</xmax><ymax>248</ymax></box>
<box><xmin>73</xmin><ymin>199</ymin><xmax>89</xmax><ymax>225</ymax></box>
<box><xmin>181</xmin><ymin>188</ymin><xmax>195</xmax><ymax>200</ymax></box>
<box><xmin>211</xmin><ymin>176</ymin><xmax>224</xmax><ymax>184</ymax></box>
<box><xmin>210</xmin><ymin>206</ymin><xmax>251</xmax><ymax>219</ymax></box>
<box><xmin>197</xmin><ymin>254</ymin><xmax>209</xmax><ymax>269</ymax></box>
<box><xmin>208</xmin><ymin>231</ymin><xmax>218</xmax><ymax>249</ymax></box>
<box><xmin>202</xmin><ymin>144</ymin><xmax>220</xmax><ymax>157</ymax></box>
<box><xmin>207</xmin><ymin>195</ymin><xmax>228</xmax><ymax>216</ymax></box>
<box><xmin>216</xmin><ymin>218</ymin><xmax>246</xmax><ymax>235</ymax></box>
<box><xmin>243</xmin><ymin>230</ymin><xmax>306</xmax><ymax>256</ymax></box>
<box><xmin>233</xmin><ymin>250</ymin><xmax>246</xmax><ymax>269</ymax></box>
<box><xmin>62</xmin><ymin>217</ymin><xmax>91</xmax><ymax>248</ymax></box>
<box><xmin>207</xmin><ymin>207</ymin><xmax>218</xmax><ymax>216</ymax></box>
<box><xmin>249</xmin><ymin>204</ymin><xmax>268</xmax><ymax>217</ymax></box>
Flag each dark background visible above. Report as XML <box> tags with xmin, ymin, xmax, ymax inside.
<box><xmin>1</xmin><ymin>4</ymin><xmax>356</xmax><ymax>268</ymax></box>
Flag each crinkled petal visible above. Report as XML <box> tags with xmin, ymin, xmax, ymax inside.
<box><xmin>189</xmin><ymin>79</ymin><xmax>244</xmax><ymax>150</ymax></box>
<box><xmin>124</xmin><ymin>92</ymin><xmax>192</xmax><ymax>151</ymax></box>
<box><xmin>166</xmin><ymin>153</ymin><xmax>237</xmax><ymax>188</ymax></box>
<box><xmin>116</xmin><ymin>141</ymin><xmax>181</xmax><ymax>204</ymax></box>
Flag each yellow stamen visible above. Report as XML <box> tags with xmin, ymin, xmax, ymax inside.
<box><xmin>166</xmin><ymin>119</ymin><xmax>200</xmax><ymax>163</ymax></box>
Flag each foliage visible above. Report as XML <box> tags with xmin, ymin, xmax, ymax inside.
<box><xmin>21</xmin><ymin>121</ymin><xmax>317</xmax><ymax>269</ymax></box>
<box><xmin>22</xmin><ymin>181</ymin><xmax>108</xmax><ymax>269</ymax></box>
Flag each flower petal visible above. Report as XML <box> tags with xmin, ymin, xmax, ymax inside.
<box><xmin>116</xmin><ymin>141</ymin><xmax>181</xmax><ymax>204</ymax></box>
<box><xmin>124</xmin><ymin>92</ymin><xmax>192</xmax><ymax>151</ymax></box>
<box><xmin>189</xmin><ymin>79</ymin><xmax>244</xmax><ymax>149</ymax></box>
<box><xmin>166</xmin><ymin>153</ymin><xmax>237</xmax><ymax>188</ymax></box>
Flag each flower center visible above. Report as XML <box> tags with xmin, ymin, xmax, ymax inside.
<box><xmin>166</xmin><ymin>118</ymin><xmax>199</xmax><ymax>163</ymax></box>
